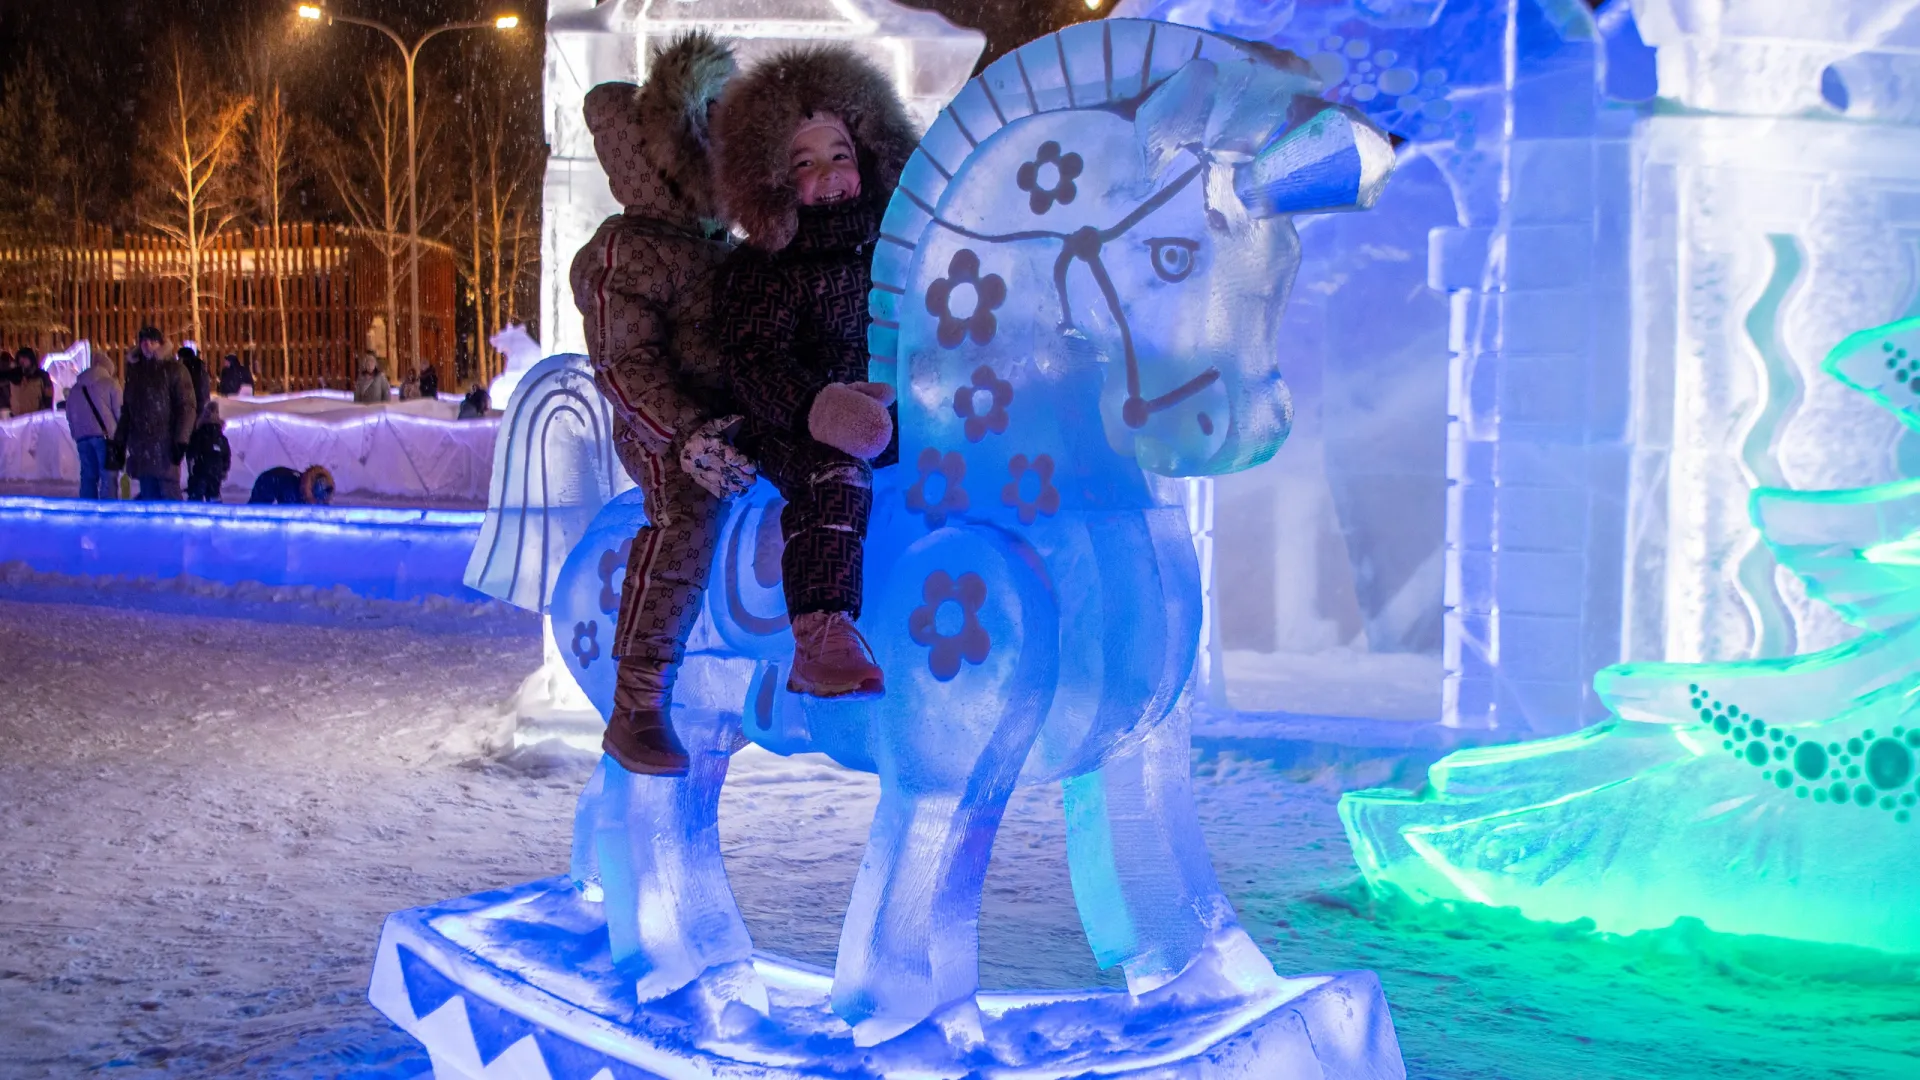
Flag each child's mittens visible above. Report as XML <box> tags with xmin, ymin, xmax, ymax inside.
<box><xmin>679</xmin><ymin>415</ymin><xmax>758</xmax><ymax>499</ymax></box>
<box><xmin>808</xmin><ymin>382</ymin><xmax>894</xmax><ymax>460</ymax></box>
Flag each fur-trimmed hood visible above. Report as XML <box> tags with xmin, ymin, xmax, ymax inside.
<box><xmin>584</xmin><ymin>31</ymin><xmax>735</xmax><ymax>226</ymax></box>
<box><xmin>711</xmin><ymin>45</ymin><xmax>918</xmax><ymax>251</ymax></box>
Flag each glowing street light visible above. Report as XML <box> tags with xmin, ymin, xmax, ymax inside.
<box><xmin>293</xmin><ymin>5</ymin><xmax>522</xmax><ymax>379</ymax></box>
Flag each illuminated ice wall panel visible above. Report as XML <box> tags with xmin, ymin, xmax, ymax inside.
<box><xmin>540</xmin><ymin>0</ymin><xmax>983</xmax><ymax>354</ymax></box>
<box><xmin>0</xmin><ymin>498</ymin><xmax>484</xmax><ymax>602</ymax></box>
<box><xmin>1624</xmin><ymin>0</ymin><xmax>1920</xmax><ymax>669</ymax></box>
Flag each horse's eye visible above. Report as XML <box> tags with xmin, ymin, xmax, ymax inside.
<box><xmin>1147</xmin><ymin>238</ymin><xmax>1199</xmax><ymax>283</ymax></box>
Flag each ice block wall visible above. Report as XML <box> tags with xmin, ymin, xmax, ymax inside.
<box><xmin>1623</xmin><ymin>0</ymin><xmax>1920</xmax><ymax>670</ymax></box>
<box><xmin>539</xmin><ymin>0</ymin><xmax>983</xmax><ymax>355</ymax></box>
<box><xmin>1121</xmin><ymin>0</ymin><xmax>1632</xmax><ymax>732</ymax></box>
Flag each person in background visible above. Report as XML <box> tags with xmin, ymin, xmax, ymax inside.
<box><xmin>9</xmin><ymin>347</ymin><xmax>54</xmax><ymax>414</ymax></box>
<box><xmin>120</xmin><ymin>327</ymin><xmax>197</xmax><ymax>500</ymax></box>
<box><xmin>185</xmin><ymin>400</ymin><xmax>231</xmax><ymax>502</ymax></box>
<box><xmin>68</xmin><ymin>352</ymin><xmax>123</xmax><ymax>500</ymax></box>
<box><xmin>248</xmin><ymin>464</ymin><xmax>334</xmax><ymax>506</ymax></box>
<box><xmin>177</xmin><ymin>345</ymin><xmax>212</xmax><ymax>415</ymax></box>
<box><xmin>418</xmin><ymin>364</ymin><xmax>440</xmax><ymax>400</ymax></box>
<box><xmin>353</xmin><ymin>351</ymin><xmax>391</xmax><ymax>404</ymax></box>
<box><xmin>397</xmin><ymin>370</ymin><xmax>421</xmax><ymax>401</ymax></box>
<box><xmin>0</xmin><ymin>349</ymin><xmax>17</xmax><ymax>417</ymax></box>
<box><xmin>217</xmin><ymin>353</ymin><xmax>254</xmax><ymax>397</ymax></box>
<box><xmin>458</xmin><ymin>383</ymin><xmax>490</xmax><ymax>419</ymax></box>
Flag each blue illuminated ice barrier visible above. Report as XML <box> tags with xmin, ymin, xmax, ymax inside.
<box><xmin>0</xmin><ymin>497</ymin><xmax>484</xmax><ymax>602</ymax></box>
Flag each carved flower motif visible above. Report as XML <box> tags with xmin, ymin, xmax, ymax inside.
<box><xmin>571</xmin><ymin>620</ymin><xmax>601</xmax><ymax>669</ymax></box>
<box><xmin>598</xmin><ymin>539</ymin><xmax>632</xmax><ymax>614</ymax></box>
<box><xmin>952</xmin><ymin>365</ymin><xmax>1013</xmax><ymax>443</ymax></box>
<box><xmin>1001</xmin><ymin>453</ymin><xmax>1061</xmax><ymax>526</ymax></box>
<box><xmin>1016</xmin><ymin>140</ymin><xmax>1083</xmax><ymax>215</ymax></box>
<box><xmin>908</xmin><ymin>570</ymin><xmax>991</xmax><ymax>681</ymax></box>
<box><xmin>905</xmin><ymin>448</ymin><xmax>969</xmax><ymax>528</ymax></box>
<box><xmin>925</xmin><ymin>249</ymin><xmax>1006</xmax><ymax>349</ymax></box>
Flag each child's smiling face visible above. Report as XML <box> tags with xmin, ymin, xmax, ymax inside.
<box><xmin>789</xmin><ymin>115</ymin><xmax>862</xmax><ymax>207</ymax></box>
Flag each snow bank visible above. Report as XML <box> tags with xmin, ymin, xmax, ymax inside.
<box><xmin>0</xmin><ymin>395</ymin><xmax>498</xmax><ymax>503</ymax></box>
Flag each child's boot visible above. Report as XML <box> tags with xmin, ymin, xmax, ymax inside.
<box><xmin>788</xmin><ymin>610</ymin><xmax>884</xmax><ymax>698</ymax></box>
<box><xmin>604</xmin><ymin>659</ymin><xmax>690</xmax><ymax>775</ymax></box>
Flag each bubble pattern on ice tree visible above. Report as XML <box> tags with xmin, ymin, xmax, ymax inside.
<box><xmin>1690</xmin><ymin>683</ymin><xmax>1920</xmax><ymax>822</ymax></box>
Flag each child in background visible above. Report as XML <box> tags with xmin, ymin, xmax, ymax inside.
<box><xmin>185</xmin><ymin>400</ymin><xmax>231</xmax><ymax>502</ymax></box>
<box><xmin>248</xmin><ymin>465</ymin><xmax>334</xmax><ymax>506</ymax></box>
<box><xmin>711</xmin><ymin>45</ymin><xmax>917</xmax><ymax>699</ymax></box>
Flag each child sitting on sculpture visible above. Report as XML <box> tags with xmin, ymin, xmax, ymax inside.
<box><xmin>570</xmin><ymin>33</ymin><xmax>757</xmax><ymax>776</ymax></box>
<box><xmin>711</xmin><ymin>45</ymin><xmax>915</xmax><ymax>700</ymax></box>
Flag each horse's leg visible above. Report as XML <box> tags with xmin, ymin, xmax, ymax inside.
<box><xmin>831</xmin><ymin>778</ymin><xmax>1017</xmax><ymax>1044</ymax></box>
<box><xmin>573</xmin><ymin>709</ymin><xmax>761</xmax><ymax>1006</ymax></box>
<box><xmin>1062</xmin><ymin>701</ymin><xmax>1279</xmax><ymax>996</ymax></box>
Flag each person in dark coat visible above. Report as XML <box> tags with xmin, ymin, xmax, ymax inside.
<box><xmin>9</xmin><ymin>347</ymin><xmax>54</xmax><ymax>414</ymax></box>
<box><xmin>185</xmin><ymin>400</ymin><xmax>231</xmax><ymax>502</ymax></box>
<box><xmin>248</xmin><ymin>464</ymin><xmax>334</xmax><ymax>506</ymax></box>
<box><xmin>119</xmin><ymin>327</ymin><xmax>197</xmax><ymax>500</ymax></box>
<box><xmin>177</xmin><ymin>346</ymin><xmax>212</xmax><ymax>415</ymax></box>
<box><xmin>417</xmin><ymin>364</ymin><xmax>439</xmax><ymax>400</ymax></box>
<box><xmin>457</xmin><ymin>384</ymin><xmax>490</xmax><ymax>419</ymax></box>
<box><xmin>217</xmin><ymin>353</ymin><xmax>254</xmax><ymax>397</ymax></box>
<box><xmin>711</xmin><ymin>45</ymin><xmax>916</xmax><ymax>700</ymax></box>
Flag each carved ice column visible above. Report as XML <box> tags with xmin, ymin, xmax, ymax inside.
<box><xmin>1624</xmin><ymin>0</ymin><xmax>1920</xmax><ymax>667</ymax></box>
<box><xmin>1434</xmin><ymin>1</ymin><xmax>1632</xmax><ymax>733</ymax></box>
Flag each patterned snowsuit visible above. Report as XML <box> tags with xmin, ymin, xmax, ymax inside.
<box><xmin>570</xmin><ymin>81</ymin><xmax>736</xmax><ymax>670</ymax></box>
<box><xmin>718</xmin><ymin>201</ymin><xmax>897</xmax><ymax>617</ymax></box>
<box><xmin>709</xmin><ymin>43</ymin><xmax>918</xmax><ymax>623</ymax></box>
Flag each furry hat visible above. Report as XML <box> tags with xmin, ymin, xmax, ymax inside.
<box><xmin>300</xmin><ymin>465</ymin><xmax>335</xmax><ymax>506</ymax></box>
<box><xmin>584</xmin><ymin>31</ymin><xmax>735</xmax><ymax>221</ymax></box>
<box><xmin>712</xmin><ymin>45</ymin><xmax>919</xmax><ymax>251</ymax></box>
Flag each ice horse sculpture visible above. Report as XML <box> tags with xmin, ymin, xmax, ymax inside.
<box><xmin>370</xmin><ymin>20</ymin><xmax>1405</xmax><ymax>1079</ymax></box>
<box><xmin>1340</xmin><ymin>317</ymin><xmax>1920</xmax><ymax>955</ymax></box>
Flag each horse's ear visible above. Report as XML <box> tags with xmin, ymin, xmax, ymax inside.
<box><xmin>1136</xmin><ymin>59</ymin><xmax>1217</xmax><ymax>180</ymax></box>
<box><xmin>1234</xmin><ymin>104</ymin><xmax>1395</xmax><ymax>218</ymax></box>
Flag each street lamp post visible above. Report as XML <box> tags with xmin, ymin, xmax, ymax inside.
<box><xmin>297</xmin><ymin>5</ymin><xmax>519</xmax><ymax>382</ymax></box>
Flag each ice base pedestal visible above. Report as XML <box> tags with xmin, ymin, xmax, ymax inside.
<box><xmin>369</xmin><ymin>877</ymin><xmax>1404</xmax><ymax>1080</ymax></box>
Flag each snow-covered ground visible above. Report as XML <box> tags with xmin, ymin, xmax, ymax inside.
<box><xmin>1</xmin><ymin>586</ymin><xmax>1914</xmax><ymax>1079</ymax></box>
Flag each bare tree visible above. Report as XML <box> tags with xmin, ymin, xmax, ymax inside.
<box><xmin>317</xmin><ymin>63</ymin><xmax>409</xmax><ymax>375</ymax></box>
<box><xmin>236</xmin><ymin>32</ymin><xmax>304</xmax><ymax>394</ymax></box>
<box><xmin>449</xmin><ymin>49</ymin><xmax>542</xmax><ymax>384</ymax></box>
<box><xmin>0</xmin><ymin>51</ymin><xmax>76</xmax><ymax>342</ymax></box>
<box><xmin>254</xmin><ymin>83</ymin><xmax>298</xmax><ymax>392</ymax></box>
<box><xmin>140</xmin><ymin>35</ymin><xmax>253</xmax><ymax>344</ymax></box>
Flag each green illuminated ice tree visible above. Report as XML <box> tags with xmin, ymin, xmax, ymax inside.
<box><xmin>1340</xmin><ymin>318</ymin><xmax>1920</xmax><ymax>954</ymax></box>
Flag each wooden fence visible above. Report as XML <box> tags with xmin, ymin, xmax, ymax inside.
<box><xmin>0</xmin><ymin>224</ymin><xmax>456</xmax><ymax>392</ymax></box>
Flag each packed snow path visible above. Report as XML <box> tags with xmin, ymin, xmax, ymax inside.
<box><xmin>0</xmin><ymin>589</ymin><xmax>1913</xmax><ymax>1079</ymax></box>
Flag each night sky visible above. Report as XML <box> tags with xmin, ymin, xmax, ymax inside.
<box><xmin>0</xmin><ymin>0</ymin><xmax>1101</xmax><ymax>226</ymax></box>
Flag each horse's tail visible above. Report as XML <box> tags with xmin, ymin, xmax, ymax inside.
<box><xmin>465</xmin><ymin>353</ymin><xmax>633</xmax><ymax>611</ymax></box>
